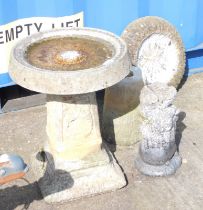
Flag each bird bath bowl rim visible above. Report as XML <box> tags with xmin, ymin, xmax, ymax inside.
<box><xmin>9</xmin><ymin>27</ymin><xmax>130</xmax><ymax>95</ymax></box>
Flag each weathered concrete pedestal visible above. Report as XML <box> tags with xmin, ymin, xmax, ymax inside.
<box><xmin>102</xmin><ymin>67</ymin><xmax>144</xmax><ymax>148</ymax></box>
<box><xmin>31</xmin><ymin>93</ymin><xmax>126</xmax><ymax>203</ymax></box>
<box><xmin>46</xmin><ymin>93</ymin><xmax>102</xmax><ymax>161</ymax></box>
<box><xmin>9</xmin><ymin>28</ymin><xmax>130</xmax><ymax>203</ymax></box>
<box><xmin>32</xmin><ymin>148</ymin><xmax>125</xmax><ymax>203</ymax></box>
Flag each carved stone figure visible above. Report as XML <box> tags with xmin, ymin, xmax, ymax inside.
<box><xmin>135</xmin><ymin>83</ymin><xmax>182</xmax><ymax>176</ymax></box>
<box><xmin>102</xmin><ymin>16</ymin><xmax>186</xmax><ymax>148</ymax></box>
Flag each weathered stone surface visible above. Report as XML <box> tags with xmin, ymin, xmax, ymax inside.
<box><xmin>46</xmin><ymin>93</ymin><xmax>102</xmax><ymax>161</ymax></box>
<box><xmin>102</xmin><ymin>67</ymin><xmax>144</xmax><ymax>147</ymax></box>
<box><xmin>9</xmin><ymin>28</ymin><xmax>130</xmax><ymax>95</ymax></box>
<box><xmin>9</xmin><ymin>27</ymin><xmax>130</xmax><ymax>202</ymax></box>
<box><xmin>135</xmin><ymin>152</ymin><xmax>182</xmax><ymax>176</ymax></box>
<box><xmin>135</xmin><ymin>83</ymin><xmax>182</xmax><ymax>176</ymax></box>
<box><xmin>121</xmin><ymin>16</ymin><xmax>185</xmax><ymax>87</ymax></box>
<box><xmin>31</xmin><ymin>149</ymin><xmax>126</xmax><ymax>203</ymax></box>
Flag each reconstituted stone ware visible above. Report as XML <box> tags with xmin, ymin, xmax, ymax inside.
<box><xmin>135</xmin><ymin>83</ymin><xmax>182</xmax><ymax>176</ymax></box>
<box><xmin>102</xmin><ymin>67</ymin><xmax>144</xmax><ymax>147</ymax></box>
<box><xmin>102</xmin><ymin>16</ymin><xmax>185</xmax><ymax>147</ymax></box>
<box><xmin>46</xmin><ymin>93</ymin><xmax>102</xmax><ymax>161</ymax></box>
<box><xmin>122</xmin><ymin>16</ymin><xmax>185</xmax><ymax>87</ymax></box>
<box><xmin>9</xmin><ymin>28</ymin><xmax>130</xmax><ymax>95</ymax></box>
<box><xmin>9</xmin><ymin>28</ymin><xmax>130</xmax><ymax>203</ymax></box>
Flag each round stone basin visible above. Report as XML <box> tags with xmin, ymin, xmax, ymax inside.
<box><xmin>9</xmin><ymin>28</ymin><xmax>130</xmax><ymax>95</ymax></box>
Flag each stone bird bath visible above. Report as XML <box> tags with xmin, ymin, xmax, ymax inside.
<box><xmin>9</xmin><ymin>28</ymin><xmax>130</xmax><ymax>203</ymax></box>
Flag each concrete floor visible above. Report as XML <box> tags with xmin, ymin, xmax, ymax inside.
<box><xmin>0</xmin><ymin>73</ymin><xmax>203</xmax><ymax>210</ymax></box>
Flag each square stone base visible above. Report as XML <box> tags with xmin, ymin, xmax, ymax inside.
<box><xmin>31</xmin><ymin>149</ymin><xmax>126</xmax><ymax>203</ymax></box>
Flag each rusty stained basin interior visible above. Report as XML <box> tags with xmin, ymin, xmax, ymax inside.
<box><xmin>26</xmin><ymin>37</ymin><xmax>114</xmax><ymax>71</ymax></box>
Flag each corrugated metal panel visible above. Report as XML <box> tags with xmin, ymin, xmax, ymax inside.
<box><xmin>0</xmin><ymin>0</ymin><xmax>84</xmax><ymax>88</ymax></box>
<box><xmin>85</xmin><ymin>0</ymin><xmax>203</xmax><ymax>50</ymax></box>
<box><xmin>1</xmin><ymin>0</ymin><xmax>203</xmax><ymax>88</ymax></box>
<box><xmin>84</xmin><ymin>0</ymin><xmax>203</xmax><ymax>75</ymax></box>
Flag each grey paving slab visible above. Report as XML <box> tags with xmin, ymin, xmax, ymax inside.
<box><xmin>0</xmin><ymin>73</ymin><xmax>203</xmax><ymax>210</ymax></box>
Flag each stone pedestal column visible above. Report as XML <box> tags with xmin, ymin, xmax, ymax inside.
<box><xmin>102</xmin><ymin>67</ymin><xmax>144</xmax><ymax>148</ymax></box>
<box><xmin>46</xmin><ymin>93</ymin><xmax>102</xmax><ymax>161</ymax></box>
<box><xmin>135</xmin><ymin>83</ymin><xmax>182</xmax><ymax>176</ymax></box>
<box><xmin>32</xmin><ymin>93</ymin><xmax>126</xmax><ymax>203</ymax></box>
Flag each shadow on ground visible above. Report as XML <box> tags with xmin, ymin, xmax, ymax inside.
<box><xmin>0</xmin><ymin>152</ymin><xmax>74</xmax><ymax>210</ymax></box>
<box><xmin>175</xmin><ymin>111</ymin><xmax>187</xmax><ymax>152</ymax></box>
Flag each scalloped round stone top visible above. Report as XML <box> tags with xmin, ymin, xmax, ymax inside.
<box><xmin>121</xmin><ymin>16</ymin><xmax>185</xmax><ymax>87</ymax></box>
<box><xmin>9</xmin><ymin>28</ymin><xmax>130</xmax><ymax>95</ymax></box>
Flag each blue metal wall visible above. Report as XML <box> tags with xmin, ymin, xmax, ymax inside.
<box><xmin>0</xmin><ymin>0</ymin><xmax>84</xmax><ymax>24</ymax></box>
<box><xmin>0</xmin><ymin>0</ymin><xmax>84</xmax><ymax>88</ymax></box>
<box><xmin>84</xmin><ymin>0</ymin><xmax>203</xmax><ymax>76</ymax></box>
<box><xmin>0</xmin><ymin>0</ymin><xmax>203</xmax><ymax>88</ymax></box>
